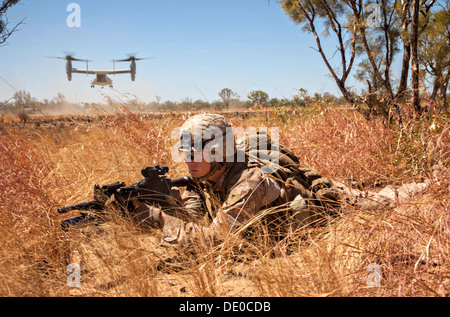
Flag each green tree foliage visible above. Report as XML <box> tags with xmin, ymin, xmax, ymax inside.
<box><xmin>279</xmin><ymin>0</ymin><xmax>445</xmax><ymax>116</ymax></box>
<box><xmin>247</xmin><ymin>90</ymin><xmax>269</xmax><ymax>106</ymax></box>
<box><xmin>419</xmin><ymin>8</ymin><xmax>450</xmax><ymax>109</ymax></box>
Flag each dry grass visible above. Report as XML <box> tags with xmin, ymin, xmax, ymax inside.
<box><xmin>0</xmin><ymin>105</ymin><xmax>448</xmax><ymax>297</ymax></box>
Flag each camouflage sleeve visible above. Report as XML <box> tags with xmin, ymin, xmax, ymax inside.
<box><xmin>181</xmin><ymin>187</ymin><xmax>203</xmax><ymax>212</ymax></box>
<box><xmin>180</xmin><ymin>185</ymin><xmax>229</xmax><ymax>223</ymax></box>
<box><xmin>212</xmin><ymin>167</ymin><xmax>281</xmax><ymax>231</ymax></box>
<box><xmin>160</xmin><ymin>167</ymin><xmax>281</xmax><ymax>249</ymax></box>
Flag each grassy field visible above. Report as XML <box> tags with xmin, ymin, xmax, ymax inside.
<box><xmin>0</xmin><ymin>104</ymin><xmax>448</xmax><ymax>297</ymax></box>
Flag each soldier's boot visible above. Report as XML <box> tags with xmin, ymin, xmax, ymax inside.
<box><xmin>311</xmin><ymin>177</ymin><xmax>345</xmax><ymax>215</ymax></box>
<box><xmin>289</xmin><ymin>194</ymin><xmax>324</xmax><ymax>230</ymax></box>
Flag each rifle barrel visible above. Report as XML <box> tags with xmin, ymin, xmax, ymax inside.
<box><xmin>170</xmin><ymin>176</ymin><xmax>192</xmax><ymax>187</ymax></box>
<box><xmin>57</xmin><ymin>200</ymin><xmax>104</xmax><ymax>214</ymax></box>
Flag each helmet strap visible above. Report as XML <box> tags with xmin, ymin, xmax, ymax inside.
<box><xmin>192</xmin><ymin>160</ymin><xmax>225</xmax><ymax>183</ymax></box>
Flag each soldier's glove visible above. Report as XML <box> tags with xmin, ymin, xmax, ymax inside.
<box><xmin>130</xmin><ymin>201</ymin><xmax>162</xmax><ymax>228</ymax></box>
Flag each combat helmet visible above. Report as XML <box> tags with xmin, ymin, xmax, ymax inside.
<box><xmin>178</xmin><ymin>113</ymin><xmax>236</xmax><ymax>180</ymax></box>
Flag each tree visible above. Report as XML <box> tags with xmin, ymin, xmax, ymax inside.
<box><xmin>218</xmin><ymin>88</ymin><xmax>239</xmax><ymax>110</ymax></box>
<box><xmin>350</xmin><ymin>0</ymin><xmax>404</xmax><ymax>100</ymax></box>
<box><xmin>12</xmin><ymin>90</ymin><xmax>30</xmax><ymax>110</ymax></box>
<box><xmin>397</xmin><ymin>0</ymin><xmax>412</xmax><ymax>98</ymax></box>
<box><xmin>410</xmin><ymin>0</ymin><xmax>421</xmax><ymax>114</ymax></box>
<box><xmin>279</xmin><ymin>0</ymin><xmax>440</xmax><ymax>117</ymax></box>
<box><xmin>280</xmin><ymin>0</ymin><xmax>357</xmax><ymax>106</ymax></box>
<box><xmin>419</xmin><ymin>7</ymin><xmax>450</xmax><ymax>109</ymax></box>
<box><xmin>247</xmin><ymin>90</ymin><xmax>269</xmax><ymax>106</ymax></box>
<box><xmin>0</xmin><ymin>0</ymin><xmax>24</xmax><ymax>45</ymax></box>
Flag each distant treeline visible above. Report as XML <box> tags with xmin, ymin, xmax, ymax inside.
<box><xmin>0</xmin><ymin>88</ymin><xmax>348</xmax><ymax>115</ymax></box>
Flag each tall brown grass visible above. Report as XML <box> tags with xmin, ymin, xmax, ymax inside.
<box><xmin>0</xmin><ymin>105</ymin><xmax>448</xmax><ymax>297</ymax></box>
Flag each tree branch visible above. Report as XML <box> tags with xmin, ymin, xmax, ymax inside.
<box><xmin>0</xmin><ymin>17</ymin><xmax>24</xmax><ymax>45</ymax></box>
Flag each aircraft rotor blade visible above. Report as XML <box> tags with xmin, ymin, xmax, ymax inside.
<box><xmin>111</xmin><ymin>58</ymin><xmax>131</xmax><ymax>62</ymax></box>
<box><xmin>46</xmin><ymin>56</ymin><xmax>67</xmax><ymax>60</ymax></box>
<box><xmin>68</xmin><ymin>55</ymin><xmax>92</xmax><ymax>62</ymax></box>
<box><xmin>47</xmin><ymin>55</ymin><xmax>91</xmax><ymax>62</ymax></box>
<box><xmin>111</xmin><ymin>56</ymin><xmax>154</xmax><ymax>62</ymax></box>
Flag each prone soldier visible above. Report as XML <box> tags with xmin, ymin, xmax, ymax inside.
<box><xmin>60</xmin><ymin>113</ymin><xmax>429</xmax><ymax>252</ymax></box>
<box><xmin>129</xmin><ymin>113</ymin><xmax>430</xmax><ymax>250</ymax></box>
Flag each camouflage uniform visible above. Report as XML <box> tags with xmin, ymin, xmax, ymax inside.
<box><xmin>329</xmin><ymin>178</ymin><xmax>430</xmax><ymax>210</ymax></box>
<box><xmin>132</xmin><ymin>113</ymin><xmax>430</xmax><ymax>250</ymax></box>
<box><xmin>159</xmin><ymin>162</ymin><xmax>282</xmax><ymax>249</ymax></box>
<box><xmin>134</xmin><ymin>166</ymin><xmax>430</xmax><ymax>249</ymax></box>
<box><xmin>132</xmin><ymin>113</ymin><xmax>287</xmax><ymax>249</ymax></box>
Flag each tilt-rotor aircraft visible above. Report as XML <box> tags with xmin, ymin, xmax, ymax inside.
<box><xmin>49</xmin><ymin>53</ymin><xmax>151</xmax><ymax>88</ymax></box>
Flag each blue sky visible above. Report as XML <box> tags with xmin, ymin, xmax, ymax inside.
<box><xmin>0</xmin><ymin>0</ymin><xmax>363</xmax><ymax>104</ymax></box>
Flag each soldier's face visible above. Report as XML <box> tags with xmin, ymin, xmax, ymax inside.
<box><xmin>185</xmin><ymin>151</ymin><xmax>211</xmax><ymax>178</ymax></box>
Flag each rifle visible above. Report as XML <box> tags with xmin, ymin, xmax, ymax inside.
<box><xmin>58</xmin><ymin>165</ymin><xmax>192</xmax><ymax>232</ymax></box>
